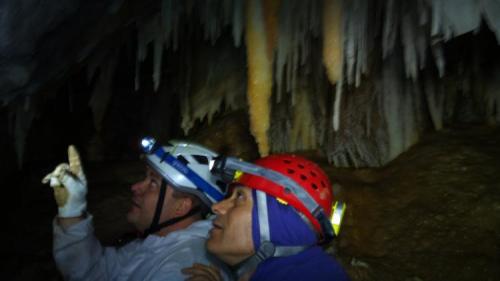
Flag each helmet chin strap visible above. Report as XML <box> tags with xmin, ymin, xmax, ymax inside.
<box><xmin>143</xmin><ymin>179</ymin><xmax>201</xmax><ymax>237</ymax></box>
<box><xmin>231</xmin><ymin>190</ymin><xmax>309</xmax><ymax>278</ymax></box>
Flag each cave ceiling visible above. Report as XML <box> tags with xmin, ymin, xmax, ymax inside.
<box><xmin>1</xmin><ymin>0</ymin><xmax>500</xmax><ymax>168</ymax></box>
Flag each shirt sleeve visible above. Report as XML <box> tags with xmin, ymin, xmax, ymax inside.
<box><xmin>52</xmin><ymin>214</ymin><xmax>137</xmax><ymax>281</ymax></box>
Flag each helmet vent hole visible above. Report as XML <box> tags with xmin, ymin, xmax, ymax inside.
<box><xmin>310</xmin><ymin>171</ymin><xmax>317</xmax><ymax>177</ymax></box>
<box><xmin>298</xmin><ymin>164</ymin><xmax>305</xmax><ymax>169</ymax></box>
<box><xmin>177</xmin><ymin>155</ymin><xmax>189</xmax><ymax>165</ymax></box>
<box><xmin>192</xmin><ymin>155</ymin><xmax>209</xmax><ymax>165</ymax></box>
<box><xmin>287</xmin><ymin>169</ymin><xmax>295</xmax><ymax>174</ymax></box>
<box><xmin>312</xmin><ymin>183</ymin><xmax>318</xmax><ymax>190</ymax></box>
<box><xmin>283</xmin><ymin>159</ymin><xmax>292</xmax><ymax>164</ymax></box>
<box><xmin>320</xmin><ymin>181</ymin><xmax>326</xmax><ymax>188</ymax></box>
<box><xmin>300</xmin><ymin>174</ymin><xmax>307</xmax><ymax>181</ymax></box>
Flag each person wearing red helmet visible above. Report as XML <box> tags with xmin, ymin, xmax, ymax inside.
<box><xmin>183</xmin><ymin>154</ymin><xmax>350</xmax><ymax>281</ymax></box>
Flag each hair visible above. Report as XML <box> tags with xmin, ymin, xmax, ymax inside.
<box><xmin>172</xmin><ymin>189</ymin><xmax>211</xmax><ymax>218</ymax></box>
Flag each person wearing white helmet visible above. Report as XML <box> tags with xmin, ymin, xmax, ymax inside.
<box><xmin>42</xmin><ymin>137</ymin><xmax>231</xmax><ymax>281</ymax></box>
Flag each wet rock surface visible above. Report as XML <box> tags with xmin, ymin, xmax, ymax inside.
<box><xmin>4</xmin><ymin>126</ymin><xmax>500</xmax><ymax>281</ymax></box>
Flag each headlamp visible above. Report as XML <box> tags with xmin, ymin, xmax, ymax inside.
<box><xmin>330</xmin><ymin>201</ymin><xmax>346</xmax><ymax>236</ymax></box>
<box><xmin>141</xmin><ymin>136</ymin><xmax>157</xmax><ymax>154</ymax></box>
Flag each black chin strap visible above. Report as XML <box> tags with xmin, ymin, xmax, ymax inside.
<box><xmin>143</xmin><ymin>180</ymin><xmax>201</xmax><ymax>237</ymax></box>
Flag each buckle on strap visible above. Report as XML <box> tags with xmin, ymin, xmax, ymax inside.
<box><xmin>233</xmin><ymin>241</ymin><xmax>308</xmax><ymax>278</ymax></box>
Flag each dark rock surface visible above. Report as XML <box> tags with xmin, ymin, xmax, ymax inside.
<box><xmin>333</xmin><ymin>127</ymin><xmax>500</xmax><ymax>281</ymax></box>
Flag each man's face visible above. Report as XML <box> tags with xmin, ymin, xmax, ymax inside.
<box><xmin>126</xmin><ymin>166</ymin><xmax>178</xmax><ymax>233</ymax></box>
<box><xmin>206</xmin><ymin>186</ymin><xmax>255</xmax><ymax>265</ymax></box>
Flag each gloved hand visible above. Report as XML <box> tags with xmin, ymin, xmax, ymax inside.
<box><xmin>42</xmin><ymin>145</ymin><xmax>87</xmax><ymax>218</ymax></box>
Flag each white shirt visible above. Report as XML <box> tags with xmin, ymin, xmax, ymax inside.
<box><xmin>53</xmin><ymin>215</ymin><xmax>231</xmax><ymax>281</ymax></box>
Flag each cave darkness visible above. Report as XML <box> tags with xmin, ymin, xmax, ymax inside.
<box><xmin>1</xmin><ymin>1</ymin><xmax>500</xmax><ymax>280</ymax></box>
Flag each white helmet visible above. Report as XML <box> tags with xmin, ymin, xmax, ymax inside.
<box><xmin>140</xmin><ymin>137</ymin><xmax>227</xmax><ymax>207</ymax></box>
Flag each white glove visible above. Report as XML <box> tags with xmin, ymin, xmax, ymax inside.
<box><xmin>42</xmin><ymin>145</ymin><xmax>87</xmax><ymax>218</ymax></box>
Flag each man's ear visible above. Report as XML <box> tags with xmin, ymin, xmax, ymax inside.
<box><xmin>175</xmin><ymin>197</ymin><xmax>193</xmax><ymax>216</ymax></box>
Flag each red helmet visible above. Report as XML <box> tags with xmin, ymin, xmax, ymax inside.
<box><xmin>237</xmin><ymin>154</ymin><xmax>333</xmax><ymax>235</ymax></box>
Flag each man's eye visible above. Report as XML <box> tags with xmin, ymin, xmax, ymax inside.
<box><xmin>149</xmin><ymin>179</ymin><xmax>159</xmax><ymax>187</ymax></box>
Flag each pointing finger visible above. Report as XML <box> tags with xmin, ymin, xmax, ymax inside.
<box><xmin>68</xmin><ymin>145</ymin><xmax>82</xmax><ymax>176</ymax></box>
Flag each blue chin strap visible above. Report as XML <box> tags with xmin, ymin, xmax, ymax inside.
<box><xmin>231</xmin><ymin>190</ymin><xmax>308</xmax><ymax>278</ymax></box>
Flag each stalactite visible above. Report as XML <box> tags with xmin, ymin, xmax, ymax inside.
<box><xmin>275</xmin><ymin>0</ymin><xmax>321</xmax><ymax>104</ymax></box>
<box><xmin>439</xmin><ymin>0</ymin><xmax>481</xmax><ymax>40</ymax></box>
<box><xmin>332</xmin><ymin>80</ymin><xmax>343</xmax><ymax>131</ymax></box>
<box><xmin>431</xmin><ymin>42</ymin><xmax>446</xmax><ymax>77</ymax></box>
<box><xmin>88</xmin><ymin>50</ymin><xmax>119</xmax><ymax>132</ymax></box>
<box><xmin>134</xmin><ymin>0</ymin><xmax>256</xmax><ymax>136</ymax></box>
<box><xmin>131</xmin><ymin>0</ymin><xmax>500</xmax><ymax>168</ymax></box>
<box><xmin>269</xmin><ymin>98</ymin><xmax>291</xmax><ymax>153</ymax></box>
<box><xmin>289</xmin><ymin>83</ymin><xmax>318</xmax><ymax>151</ymax></box>
<box><xmin>382</xmin><ymin>0</ymin><xmax>398</xmax><ymax>59</ymax></box>
<box><xmin>245</xmin><ymin>0</ymin><xmax>273</xmax><ymax>156</ymax></box>
<box><xmin>9</xmin><ymin>97</ymin><xmax>36</xmax><ymax>167</ymax></box>
<box><xmin>152</xmin><ymin>39</ymin><xmax>163</xmax><ymax>92</ymax></box>
<box><xmin>327</xmin><ymin>89</ymin><xmax>383</xmax><ymax>168</ymax></box>
<box><xmin>135</xmin><ymin>15</ymin><xmax>161</xmax><ymax>91</ymax></box>
<box><xmin>6</xmin><ymin>0</ymin><xmax>500</xmax><ymax>171</ymax></box>
<box><xmin>402</xmin><ymin>9</ymin><xmax>418</xmax><ymax>81</ymax></box>
<box><xmin>380</xmin><ymin>55</ymin><xmax>405</xmax><ymax>162</ymax></box>
<box><xmin>200</xmin><ymin>0</ymin><xmax>222</xmax><ymax>45</ymax></box>
<box><xmin>403</xmin><ymin>82</ymin><xmax>422</xmax><ymax>151</ymax></box>
<box><xmin>262</xmin><ymin>0</ymin><xmax>280</xmax><ymax>59</ymax></box>
<box><xmin>424</xmin><ymin>72</ymin><xmax>445</xmax><ymax>130</ymax></box>
<box><xmin>232</xmin><ymin>0</ymin><xmax>244</xmax><ymax>46</ymax></box>
<box><xmin>400</xmin><ymin>1</ymin><xmax>429</xmax><ymax>81</ymax></box>
<box><xmin>322</xmin><ymin>0</ymin><xmax>343</xmax><ymax>85</ymax></box>
<box><xmin>481</xmin><ymin>0</ymin><xmax>500</xmax><ymax>42</ymax></box>
<box><xmin>376</xmin><ymin>53</ymin><xmax>425</xmax><ymax>164</ymax></box>
<box><xmin>344</xmin><ymin>0</ymin><xmax>370</xmax><ymax>87</ymax></box>
<box><xmin>161</xmin><ymin>0</ymin><xmax>181</xmax><ymax>50</ymax></box>
<box><xmin>180</xmin><ymin>39</ymin><xmax>246</xmax><ymax>135</ymax></box>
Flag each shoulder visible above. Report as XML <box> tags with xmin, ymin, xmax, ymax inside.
<box><xmin>252</xmin><ymin>247</ymin><xmax>350</xmax><ymax>281</ymax></box>
<box><xmin>150</xmin><ymin>220</ymin><xmax>214</xmax><ymax>264</ymax></box>
<box><xmin>183</xmin><ymin>219</ymin><xmax>213</xmax><ymax>236</ymax></box>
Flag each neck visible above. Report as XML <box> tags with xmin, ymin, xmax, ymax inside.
<box><xmin>153</xmin><ymin>215</ymin><xmax>200</xmax><ymax>237</ymax></box>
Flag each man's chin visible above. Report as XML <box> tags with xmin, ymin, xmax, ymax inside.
<box><xmin>126</xmin><ymin>211</ymin><xmax>137</xmax><ymax>225</ymax></box>
<box><xmin>126</xmin><ymin>213</ymin><xmax>146</xmax><ymax>233</ymax></box>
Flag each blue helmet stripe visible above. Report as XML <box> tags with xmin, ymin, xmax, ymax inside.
<box><xmin>154</xmin><ymin>147</ymin><xmax>224</xmax><ymax>202</ymax></box>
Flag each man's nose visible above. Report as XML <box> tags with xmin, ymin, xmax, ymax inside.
<box><xmin>211</xmin><ymin>198</ymin><xmax>232</xmax><ymax>215</ymax></box>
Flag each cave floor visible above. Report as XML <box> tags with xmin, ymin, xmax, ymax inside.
<box><xmin>3</xmin><ymin>126</ymin><xmax>500</xmax><ymax>281</ymax></box>
<box><xmin>330</xmin><ymin>126</ymin><xmax>500</xmax><ymax>281</ymax></box>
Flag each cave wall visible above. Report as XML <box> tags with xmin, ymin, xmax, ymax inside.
<box><xmin>1</xmin><ymin>0</ymin><xmax>500</xmax><ymax>171</ymax></box>
<box><xmin>1</xmin><ymin>2</ymin><xmax>500</xmax><ymax>280</ymax></box>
